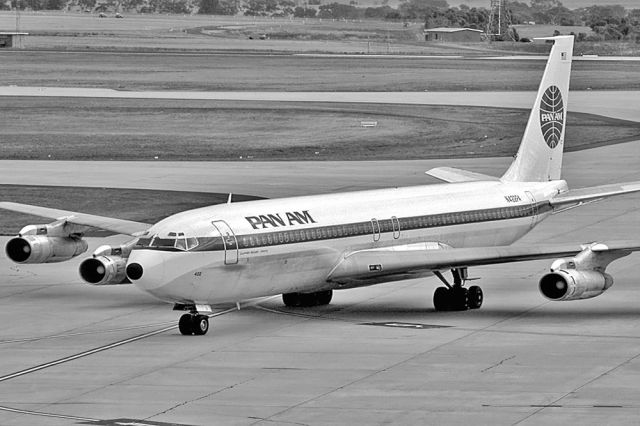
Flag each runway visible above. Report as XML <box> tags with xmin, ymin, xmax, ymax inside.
<box><xmin>2</xmin><ymin>87</ymin><xmax>640</xmax><ymax>122</ymax></box>
<box><xmin>0</xmin><ymin>138</ymin><xmax>639</xmax><ymax>425</ymax></box>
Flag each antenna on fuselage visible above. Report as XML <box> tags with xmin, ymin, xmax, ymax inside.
<box><xmin>227</xmin><ymin>193</ymin><xmax>233</xmax><ymax>204</ymax></box>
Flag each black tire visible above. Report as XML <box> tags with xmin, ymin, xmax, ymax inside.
<box><xmin>468</xmin><ymin>285</ymin><xmax>483</xmax><ymax>309</ymax></box>
<box><xmin>451</xmin><ymin>287</ymin><xmax>469</xmax><ymax>311</ymax></box>
<box><xmin>282</xmin><ymin>292</ymin><xmax>302</xmax><ymax>307</ymax></box>
<box><xmin>178</xmin><ymin>314</ymin><xmax>193</xmax><ymax>335</ymax></box>
<box><xmin>315</xmin><ymin>290</ymin><xmax>333</xmax><ymax>306</ymax></box>
<box><xmin>193</xmin><ymin>315</ymin><xmax>209</xmax><ymax>336</ymax></box>
<box><xmin>433</xmin><ymin>286</ymin><xmax>451</xmax><ymax>311</ymax></box>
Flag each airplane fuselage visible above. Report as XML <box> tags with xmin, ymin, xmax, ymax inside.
<box><xmin>129</xmin><ymin>179</ymin><xmax>568</xmax><ymax>304</ymax></box>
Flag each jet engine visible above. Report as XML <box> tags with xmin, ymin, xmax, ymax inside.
<box><xmin>79</xmin><ymin>255</ymin><xmax>129</xmax><ymax>285</ymax></box>
<box><xmin>538</xmin><ymin>243</ymin><xmax>629</xmax><ymax>302</ymax></box>
<box><xmin>5</xmin><ymin>235</ymin><xmax>88</xmax><ymax>264</ymax></box>
<box><xmin>5</xmin><ymin>222</ymin><xmax>89</xmax><ymax>264</ymax></box>
<box><xmin>539</xmin><ymin>269</ymin><xmax>613</xmax><ymax>301</ymax></box>
<box><xmin>78</xmin><ymin>243</ymin><xmax>135</xmax><ymax>286</ymax></box>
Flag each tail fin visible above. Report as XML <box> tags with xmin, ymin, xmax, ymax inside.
<box><xmin>501</xmin><ymin>36</ymin><xmax>574</xmax><ymax>182</ymax></box>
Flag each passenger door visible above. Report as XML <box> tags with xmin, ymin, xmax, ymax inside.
<box><xmin>524</xmin><ymin>191</ymin><xmax>538</xmax><ymax>228</ymax></box>
<box><xmin>211</xmin><ymin>220</ymin><xmax>238</xmax><ymax>265</ymax></box>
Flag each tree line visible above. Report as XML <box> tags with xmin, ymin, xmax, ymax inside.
<box><xmin>2</xmin><ymin>0</ymin><xmax>639</xmax><ymax>42</ymax></box>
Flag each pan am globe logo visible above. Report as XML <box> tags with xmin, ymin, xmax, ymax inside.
<box><xmin>539</xmin><ymin>85</ymin><xmax>564</xmax><ymax>149</ymax></box>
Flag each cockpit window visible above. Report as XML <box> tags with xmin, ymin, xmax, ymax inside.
<box><xmin>136</xmin><ymin>232</ymin><xmax>199</xmax><ymax>251</ymax></box>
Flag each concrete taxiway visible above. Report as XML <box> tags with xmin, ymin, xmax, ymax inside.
<box><xmin>0</xmin><ymin>138</ymin><xmax>639</xmax><ymax>425</ymax></box>
<box><xmin>0</xmin><ymin>83</ymin><xmax>639</xmax><ymax>425</ymax></box>
<box><xmin>2</xmin><ymin>87</ymin><xmax>639</xmax><ymax>121</ymax></box>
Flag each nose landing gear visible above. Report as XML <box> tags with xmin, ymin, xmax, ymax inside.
<box><xmin>433</xmin><ymin>268</ymin><xmax>483</xmax><ymax>311</ymax></box>
<box><xmin>178</xmin><ymin>313</ymin><xmax>210</xmax><ymax>335</ymax></box>
<box><xmin>174</xmin><ymin>304</ymin><xmax>212</xmax><ymax>336</ymax></box>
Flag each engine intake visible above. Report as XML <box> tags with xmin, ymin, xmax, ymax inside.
<box><xmin>79</xmin><ymin>255</ymin><xmax>130</xmax><ymax>286</ymax></box>
<box><xmin>6</xmin><ymin>235</ymin><xmax>88</xmax><ymax>264</ymax></box>
<box><xmin>539</xmin><ymin>270</ymin><xmax>613</xmax><ymax>301</ymax></box>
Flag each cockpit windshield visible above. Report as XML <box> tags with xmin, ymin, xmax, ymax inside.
<box><xmin>136</xmin><ymin>231</ymin><xmax>199</xmax><ymax>251</ymax></box>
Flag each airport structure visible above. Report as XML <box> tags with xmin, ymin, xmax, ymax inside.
<box><xmin>424</xmin><ymin>27</ymin><xmax>484</xmax><ymax>42</ymax></box>
<box><xmin>487</xmin><ymin>0</ymin><xmax>514</xmax><ymax>40</ymax></box>
<box><xmin>0</xmin><ymin>32</ymin><xmax>28</xmax><ymax>48</ymax></box>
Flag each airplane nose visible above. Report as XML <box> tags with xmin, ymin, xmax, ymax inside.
<box><xmin>126</xmin><ymin>262</ymin><xmax>144</xmax><ymax>280</ymax></box>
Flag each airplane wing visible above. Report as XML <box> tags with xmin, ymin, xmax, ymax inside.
<box><xmin>550</xmin><ymin>181</ymin><xmax>640</xmax><ymax>209</ymax></box>
<box><xmin>0</xmin><ymin>202</ymin><xmax>151</xmax><ymax>236</ymax></box>
<box><xmin>425</xmin><ymin>167</ymin><xmax>500</xmax><ymax>183</ymax></box>
<box><xmin>327</xmin><ymin>241</ymin><xmax>640</xmax><ymax>285</ymax></box>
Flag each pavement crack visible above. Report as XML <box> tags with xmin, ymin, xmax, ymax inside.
<box><xmin>512</xmin><ymin>349</ymin><xmax>640</xmax><ymax>425</ymax></box>
<box><xmin>481</xmin><ymin>355</ymin><xmax>515</xmax><ymax>373</ymax></box>
<box><xmin>144</xmin><ymin>377</ymin><xmax>256</xmax><ymax>421</ymax></box>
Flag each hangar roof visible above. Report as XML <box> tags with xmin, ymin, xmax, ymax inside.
<box><xmin>424</xmin><ymin>28</ymin><xmax>484</xmax><ymax>33</ymax></box>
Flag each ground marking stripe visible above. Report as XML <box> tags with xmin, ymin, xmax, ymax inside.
<box><xmin>0</xmin><ymin>307</ymin><xmax>236</xmax><ymax>383</ymax></box>
<box><xmin>0</xmin><ymin>404</ymin><xmax>98</xmax><ymax>422</ymax></box>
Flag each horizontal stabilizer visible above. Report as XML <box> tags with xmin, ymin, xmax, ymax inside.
<box><xmin>425</xmin><ymin>167</ymin><xmax>499</xmax><ymax>183</ymax></box>
<box><xmin>550</xmin><ymin>181</ymin><xmax>640</xmax><ymax>208</ymax></box>
<box><xmin>0</xmin><ymin>202</ymin><xmax>151</xmax><ymax>236</ymax></box>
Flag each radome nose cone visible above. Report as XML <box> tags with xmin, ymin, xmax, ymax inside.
<box><xmin>126</xmin><ymin>263</ymin><xmax>144</xmax><ymax>281</ymax></box>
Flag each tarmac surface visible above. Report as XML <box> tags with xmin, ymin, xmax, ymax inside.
<box><xmin>2</xmin><ymin>87</ymin><xmax>640</xmax><ymax>121</ymax></box>
<box><xmin>0</xmin><ymin>89</ymin><xmax>639</xmax><ymax>425</ymax></box>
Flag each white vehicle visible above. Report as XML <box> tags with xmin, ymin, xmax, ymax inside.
<box><xmin>2</xmin><ymin>36</ymin><xmax>639</xmax><ymax>336</ymax></box>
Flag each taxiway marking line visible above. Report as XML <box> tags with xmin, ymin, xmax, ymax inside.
<box><xmin>0</xmin><ymin>307</ymin><xmax>236</xmax><ymax>384</ymax></box>
<box><xmin>0</xmin><ymin>404</ymin><xmax>98</xmax><ymax>422</ymax></box>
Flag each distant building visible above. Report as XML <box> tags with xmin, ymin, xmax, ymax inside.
<box><xmin>0</xmin><ymin>32</ymin><xmax>28</xmax><ymax>49</ymax></box>
<box><xmin>424</xmin><ymin>28</ymin><xmax>484</xmax><ymax>43</ymax></box>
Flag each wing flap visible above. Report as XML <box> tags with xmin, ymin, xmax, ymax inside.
<box><xmin>327</xmin><ymin>241</ymin><xmax>640</xmax><ymax>284</ymax></box>
<box><xmin>550</xmin><ymin>181</ymin><xmax>640</xmax><ymax>208</ymax></box>
<box><xmin>425</xmin><ymin>167</ymin><xmax>499</xmax><ymax>183</ymax></box>
<box><xmin>0</xmin><ymin>202</ymin><xmax>151</xmax><ymax>236</ymax></box>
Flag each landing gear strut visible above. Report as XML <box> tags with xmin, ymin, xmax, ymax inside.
<box><xmin>282</xmin><ymin>290</ymin><xmax>333</xmax><ymax>307</ymax></box>
<box><xmin>433</xmin><ymin>268</ymin><xmax>483</xmax><ymax>312</ymax></box>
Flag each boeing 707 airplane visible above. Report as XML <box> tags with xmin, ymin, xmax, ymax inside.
<box><xmin>2</xmin><ymin>36</ymin><xmax>640</xmax><ymax>336</ymax></box>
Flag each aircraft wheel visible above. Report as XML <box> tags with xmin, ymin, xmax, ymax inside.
<box><xmin>282</xmin><ymin>292</ymin><xmax>302</xmax><ymax>307</ymax></box>
<box><xmin>450</xmin><ymin>287</ymin><xmax>469</xmax><ymax>311</ymax></box>
<box><xmin>433</xmin><ymin>286</ymin><xmax>451</xmax><ymax>311</ymax></box>
<box><xmin>178</xmin><ymin>314</ymin><xmax>194</xmax><ymax>335</ymax></box>
<box><xmin>193</xmin><ymin>315</ymin><xmax>209</xmax><ymax>336</ymax></box>
<box><xmin>316</xmin><ymin>290</ymin><xmax>333</xmax><ymax>306</ymax></box>
<box><xmin>468</xmin><ymin>285</ymin><xmax>483</xmax><ymax>309</ymax></box>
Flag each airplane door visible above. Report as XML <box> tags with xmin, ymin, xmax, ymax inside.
<box><xmin>524</xmin><ymin>191</ymin><xmax>537</xmax><ymax>228</ymax></box>
<box><xmin>391</xmin><ymin>216</ymin><xmax>401</xmax><ymax>239</ymax></box>
<box><xmin>371</xmin><ymin>218</ymin><xmax>381</xmax><ymax>242</ymax></box>
<box><xmin>211</xmin><ymin>220</ymin><xmax>238</xmax><ymax>265</ymax></box>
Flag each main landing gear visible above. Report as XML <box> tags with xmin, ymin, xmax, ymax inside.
<box><xmin>433</xmin><ymin>268</ymin><xmax>483</xmax><ymax>311</ymax></box>
<box><xmin>174</xmin><ymin>304</ymin><xmax>210</xmax><ymax>336</ymax></box>
<box><xmin>282</xmin><ymin>290</ymin><xmax>333</xmax><ymax>307</ymax></box>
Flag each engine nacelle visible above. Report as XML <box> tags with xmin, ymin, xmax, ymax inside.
<box><xmin>539</xmin><ymin>270</ymin><xmax>613</xmax><ymax>301</ymax></box>
<box><xmin>79</xmin><ymin>255</ymin><xmax>130</xmax><ymax>286</ymax></box>
<box><xmin>5</xmin><ymin>235</ymin><xmax>88</xmax><ymax>264</ymax></box>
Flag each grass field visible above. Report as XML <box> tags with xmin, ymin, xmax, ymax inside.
<box><xmin>1</xmin><ymin>98</ymin><xmax>639</xmax><ymax>161</ymax></box>
<box><xmin>3</xmin><ymin>51</ymin><xmax>640</xmax><ymax>92</ymax></box>
<box><xmin>0</xmin><ymin>185</ymin><xmax>261</xmax><ymax>235</ymax></box>
<box><xmin>1</xmin><ymin>12</ymin><xmax>638</xmax><ymax>56</ymax></box>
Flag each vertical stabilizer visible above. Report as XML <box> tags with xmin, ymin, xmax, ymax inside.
<box><xmin>501</xmin><ymin>36</ymin><xmax>574</xmax><ymax>182</ymax></box>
